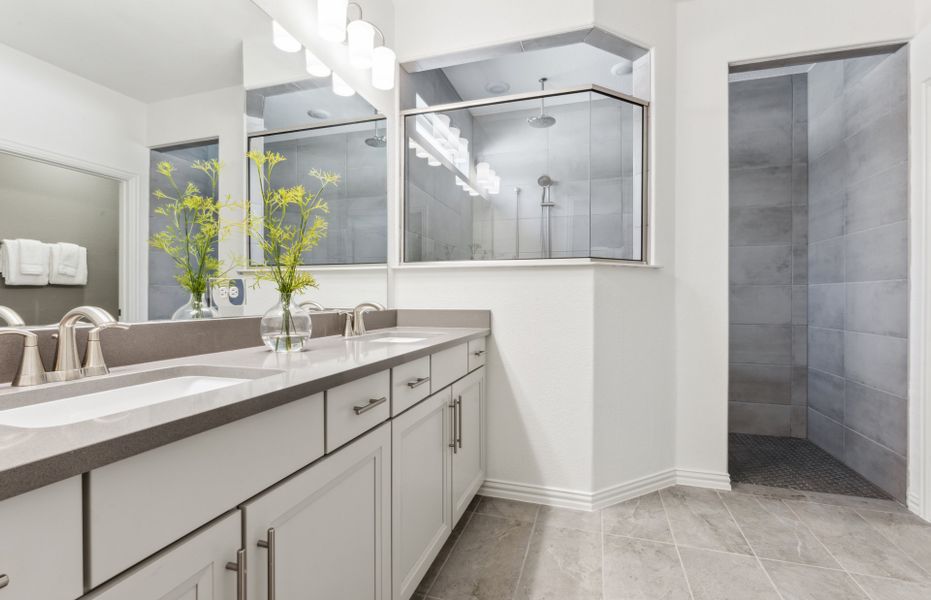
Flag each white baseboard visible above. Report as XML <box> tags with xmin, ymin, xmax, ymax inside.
<box><xmin>479</xmin><ymin>469</ymin><xmax>731</xmax><ymax>511</ymax></box>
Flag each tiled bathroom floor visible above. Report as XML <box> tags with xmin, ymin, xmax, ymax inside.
<box><xmin>729</xmin><ymin>433</ymin><xmax>893</xmax><ymax>499</ymax></box>
<box><xmin>416</xmin><ymin>485</ymin><xmax>930</xmax><ymax>600</ymax></box>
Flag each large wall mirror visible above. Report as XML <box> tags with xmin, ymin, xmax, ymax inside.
<box><xmin>0</xmin><ymin>0</ymin><xmax>389</xmax><ymax>327</ymax></box>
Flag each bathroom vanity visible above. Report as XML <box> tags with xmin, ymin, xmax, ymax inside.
<box><xmin>0</xmin><ymin>318</ymin><xmax>489</xmax><ymax>600</ymax></box>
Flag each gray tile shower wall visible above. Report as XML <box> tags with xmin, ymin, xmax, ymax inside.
<box><xmin>805</xmin><ymin>48</ymin><xmax>908</xmax><ymax>501</ymax></box>
<box><xmin>729</xmin><ymin>74</ymin><xmax>809</xmax><ymax>438</ymax></box>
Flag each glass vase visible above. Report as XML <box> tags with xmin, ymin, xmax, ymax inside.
<box><xmin>260</xmin><ymin>292</ymin><xmax>312</xmax><ymax>352</ymax></box>
<box><xmin>171</xmin><ymin>292</ymin><xmax>219</xmax><ymax>320</ymax></box>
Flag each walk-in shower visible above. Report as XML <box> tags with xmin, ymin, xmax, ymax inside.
<box><xmin>527</xmin><ymin>78</ymin><xmax>557</xmax><ymax>129</ymax></box>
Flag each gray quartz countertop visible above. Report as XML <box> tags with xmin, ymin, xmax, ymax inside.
<box><xmin>0</xmin><ymin>326</ymin><xmax>488</xmax><ymax>501</ymax></box>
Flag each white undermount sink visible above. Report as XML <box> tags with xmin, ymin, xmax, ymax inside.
<box><xmin>0</xmin><ymin>367</ymin><xmax>274</xmax><ymax>429</ymax></box>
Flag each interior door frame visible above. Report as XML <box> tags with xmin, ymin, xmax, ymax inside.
<box><xmin>0</xmin><ymin>138</ymin><xmax>145</xmax><ymax>322</ymax></box>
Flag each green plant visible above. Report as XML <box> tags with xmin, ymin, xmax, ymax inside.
<box><xmin>245</xmin><ymin>150</ymin><xmax>336</xmax><ymax>299</ymax></box>
<box><xmin>149</xmin><ymin>159</ymin><xmax>233</xmax><ymax>299</ymax></box>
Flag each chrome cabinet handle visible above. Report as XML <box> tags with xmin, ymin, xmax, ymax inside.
<box><xmin>224</xmin><ymin>548</ymin><xmax>246</xmax><ymax>600</ymax></box>
<box><xmin>449</xmin><ymin>399</ymin><xmax>457</xmax><ymax>454</ymax></box>
<box><xmin>473</xmin><ymin>349</ymin><xmax>486</xmax><ymax>357</ymax></box>
<box><xmin>257</xmin><ymin>528</ymin><xmax>276</xmax><ymax>600</ymax></box>
<box><xmin>456</xmin><ymin>395</ymin><xmax>463</xmax><ymax>449</ymax></box>
<box><xmin>353</xmin><ymin>396</ymin><xmax>387</xmax><ymax>415</ymax></box>
<box><xmin>0</xmin><ymin>574</ymin><xmax>8</xmax><ymax>590</ymax></box>
<box><xmin>406</xmin><ymin>376</ymin><xmax>430</xmax><ymax>389</ymax></box>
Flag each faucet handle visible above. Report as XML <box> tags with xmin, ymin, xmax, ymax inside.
<box><xmin>0</xmin><ymin>328</ymin><xmax>46</xmax><ymax>387</ymax></box>
<box><xmin>339</xmin><ymin>310</ymin><xmax>355</xmax><ymax>338</ymax></box>
<box><xmin>82</xmin><ymin>323</ymin><xmax>130</xmax><ymax>377</ymax></box>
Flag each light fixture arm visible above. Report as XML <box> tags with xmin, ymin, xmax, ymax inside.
<box><xmin>346</xmin><ymin>1</ymin><xmax>387</xmax><ymax>46</ymax></box>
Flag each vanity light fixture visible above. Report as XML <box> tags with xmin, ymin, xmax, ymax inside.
<box><xmin>318</xmin><ymin>0</ymin><xmax>349</xmax><ymax>42</ymax></box>
<box><xmin>305</xmin><ymin>49</ymin><xmax>331</xmax><ymax>77</ymax></box>
<box><xmin>347</xmin><ymin>19</ymin><xmax>375</xmax><ymax>68</ymax></box>
<box><xmin>272</xmin><ymin>21</ymin><xmax>302</xmax><ymax>53</ymax></box>
<box><xmin>332</xmin><ymin>72</ymin><xmax>355</xmax><ymax>96</ymax></box>
<box><xmin>371</xmin><ymin>46</ymin><xmax>397</xmax><ymax>90</ymax></box>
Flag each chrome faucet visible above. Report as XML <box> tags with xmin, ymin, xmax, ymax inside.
<box><xmin>50</xmin><ymin>306</ymin><xmax>127</xmax><ymax>382</ymax></box>
<box><xmin>299</xmin><ymin>300</ymin><xmax>326</xmax><ymax>312</ymax></box>
<box><xmin>0</xmin><ymin>328</ymin><xmax>46</xmax><ymax>386</ymax></box>
<box><xmin>344</xmin><ymin>302</ymin><xmax>385</xmax><ymax>337</ymax></box>
<box><xmin>0</xmin><ymin>305</ymin><xmax>25</xmax><ymax>327</ymax></box>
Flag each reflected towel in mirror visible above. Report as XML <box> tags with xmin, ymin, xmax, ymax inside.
<box><xmin>0</xmin><ymin>239</ymin><xmax>50</xmax><ymax>286</ymax></box>
<box><xmin>49</xmin><ymin>243</ymin><xmax>87</xmax><ymax>285</ymax></box>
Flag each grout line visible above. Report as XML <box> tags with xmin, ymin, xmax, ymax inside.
<box><xmin>716</xmin><ymin>491</ymin><xmax>788</xmax><ymax>600</ymax></box>
<box><xmin>657</xmin><ymin>488</ymin><xmax>697</xmax><ymax>600</ymax></box>
<box><xmin>851</xmin><ymin>507</ymin><xmax>931</xmax><ymax>582</ymax></box>
<box><xmin>509</xmin><ymin>504</ymin><xmax>540</xmax><ymax>600</ymax></box>
<box><xmin>422</xmin><ymin>508</ymin><xmax>477</xmax><ymax>598</ymax></box>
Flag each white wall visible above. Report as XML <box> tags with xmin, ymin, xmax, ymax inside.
<box><xmin>674</xmin><ymin>0</ymin><xmax>917</xmax><ymax>481</ymax></box>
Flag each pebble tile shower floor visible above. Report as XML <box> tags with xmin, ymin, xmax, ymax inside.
<box><xmin>729</xmin><ymin>433</ymin><xmax>893</xmax><ymax>500</ymax></box>
<box><xmin>416</xmin><ymin>487</ymin><xmax>929</xmax><ymax>600</ymax></box>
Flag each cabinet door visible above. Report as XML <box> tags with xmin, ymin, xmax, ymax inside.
<box><xmin>392</xmin><ymin>388</ymin><xmax>453</xmax><ymax>600</ymax></box>
<box><xmin>244</xmin><ymin>423</ymin><xmax>391</xmax><ymax>600</ymax></box>
<box><xmin>85</xmin><ymin>511</ymin><xmax>242</xmax><ymax>600</ymax></box>
<box><xmin>451</xmin><ymin>367</ymin><xmax>486</xmax><ymax>523</ymax></box>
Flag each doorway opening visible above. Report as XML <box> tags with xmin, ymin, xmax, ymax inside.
<box><xmin>727</xmin><ymin>45</ymin><xmax>909</xmax><ymax>502</ymax></box>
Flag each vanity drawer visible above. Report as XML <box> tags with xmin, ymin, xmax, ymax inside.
<box><xmin>392</xmin><ymin>356</ymin><xmax>432</xmax><ymax>416</ymax></box>
<box><xmin>326</xmin><ymin>370</ymin><xmax>390</xmax><ymax>451</ymax></box>
<box><xmin>87</xmin><ymin>393</ymin><xmax>324</xmax><ymax>587</ymax></box>
<box><xmin>0</xmin><ymin>477</ymin><xmax>82</xmax><ymax>600</ymax></box>
<box><xmin>468</xmin><ymin>337</ymin><xmax>487</xmax><ymax>371</ymax></box>
<box><xmin>431</xmin><ymin>343</ymin><xmax>468</xmax><ymax>393</ymax></box>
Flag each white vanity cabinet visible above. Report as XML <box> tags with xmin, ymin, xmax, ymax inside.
<box><xmin>0</xmin><ymin>477</ymin><xmax>82</xmax><ymax>600</ymax></box>
<box><xmin>243</xmin><ymin>423</ymin><xmax>392</xmax><ymax>600</ymax></box>
<box><xmin>84</xmin><ymin>511</ymin><xmax>243</xmax><ymax>600</ymax></box>
<box><xmin>391</xmin><ymin>388</ymin><xmax>453</xmax><ymax>600</ymax></box>
<box><xmin>451</xmin><ymin>367</ymin><xmax>486</xmax><ymax>522</ymax></box>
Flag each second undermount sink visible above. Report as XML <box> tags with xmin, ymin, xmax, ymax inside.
<box><xmin>0</xmin><ymin>365</ymin><xmax>280</xmax><ymax>429</ymax></box>
<box><xmin>358</xmin><ymin>330</ymin><xmax>443</xmax><ymax>344</ymax></box>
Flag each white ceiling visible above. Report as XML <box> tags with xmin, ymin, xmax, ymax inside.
<box><xmin>0</xmin><ymin>0</ymin><xmax>270</xmax><ymax>102</ymax></box>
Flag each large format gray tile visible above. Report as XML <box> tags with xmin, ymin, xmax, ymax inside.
<box><xmin>417</xmin><ymin>512</ymin><xmax>473</xmax><ymax>594</ymax></box>
<box><xmin>808</xmin><ymin>283</ymin><xmax>845</xmax><ymax>330</ymax></box>
<box><xmin>730</xmin><ymin>245</ymin><xmax>793</xmax><ymax>285</ymax></box>
<box><xmin>427</xmin><ymin>513</ymin><xmax>533</xmax><ymax>600</ymax></box>
<box><xmin>602</xmin><ymin>491</ymin><xmax>673</xmax><ymax>543</ymax></box>
<box><xmin>792</xmin><ymin>204</ymin><xmax>809</xmax><ymax>247</ymax></box>
<box><xmin>730</xmin><ymin>324</ymin><xmax>793</xmax><ymax>365</ymax></box>
<box><xmin>660</xmin><ymin>486</ymin><xmax>751</xmax><ymax>554</ymax></box>
<box><xmin>475</xmin><ymin>496</ymin><xmax>540</xmax><ymax>523</ymax></box>
<box><xmin>808</xmin><ymin>101</ymin><xmax>844</xmax><ymax>163</ymax></box>
<box><xmin>808</xmin><ymin>408</ymin><xmax>845</xmax><ymax>459</ymax></box>
<box><xmin>808</xmin><ymin>368</ymin><xmax>845</xmax><ymax>423</ymax></box>
<box><xmin>729</xmin><ymin>364</ymin><xmax>792</xmax><ymax>405</ymax></box>
<box><xmin>845</xmin><ymin>380</ymin><xmax>907</xmax><ymax>456</ymax></box>
<box><xmin>808</xmin><ymin>60</ymin><xmax>844</xmax><ymax>118</ymax></box>
<box><xmin>791</xmin><ymin>367</ymin><xmax>808</xmax><ymax>406</ymax></box>
<box><xmin>763</xmin><ymin>560</ymin><xmax>868</xmax><ymax>600</ymax></box>
<box><xmin>730</xmin><ymin>206</ymin><xmax>793</xmax><ymax>246</ymax></box>
<box><xmin>845</xmin><ymin>221</ymin><xmax>908</xmax><ymax>283</ymax></box>
<box><xmin>844</xmin><ymin>331</ymin><xmax>908</xmax><ymax>397</ymax></box>
<box><xmin>808</xmin><ymin>144</ymin><xmax>845</xmax><ymax>203</ymax></box>
<box><xmin>846</xmin><ymin>162</ymin><xmax>908</xmax><ymax>234</ymax></box>
<box><xmin>603</xmin><ymin>536</ymin><xmax>691</xmax><ymax>600</ymax></box>
<box><xmin>808</xmin><ymin>328</ymin><xmax>844</xmax><ymax>377</ymax></box>
<box><xmin>846</xmin><ymin>280</ymin><xmax>908</xmax><ymax>338</ymax></box>
<box><xmin>808</xmin><ymin>191</ymin><xmax>845</xmax><ymax>243</ymax></box>
<box><xmin>730</xmin><ymin>77</ymin><xmax>794</xmax><ymax>134</ymax></box>
<box><xmin>792</xmin><ymin>286</ymin><xmax>808</xmax><ymax>325</ymax></box>
<box><xmin>730</xmin><ymin>166</ymin><xmax>793</xmax><ymax>208</ymax></box>
<box><xmin>535</xmin><ymin>505</ymin><xmax>602</xmax><ymax>533</ymax></box>
<box><xmin>678</xmin><ymin>546</ymin><xmax>780</xmax><ymax>600</ymax></box>
<box><xmin>785</xmin><ymin>501</ymin><xmax>927</xmax><ymax>581</ymax></box>
<box><xmin>844</xmin><ymin>429</ymin><xmax>906</xmax><ymax>501</ymax></box>
<box><xmin>856</xmin><ymin>508</ymin><xmax>931</xmax><ymax>576</ymax></box>
<box><xmin>515</xmin><ymin>526</ymin><xmax>602</xmax><ymax>600</ymax></box>
<box><xmin>853</xmin><ymin>574</ymin><xmax>931</xmax><ymax>600</ymax></box>
<box><xmin>792</xmin><ymin>325</ymin><xmax>808</xmax><ymax>367</ymax></box>
<box><xmin>730</xmin><ymin>285</ymin><xmax>792</xmax><ymax>325</ymax></box>
<box><xmin>730</xmin><ymin>125</ymin><xmax>793</xmax><ymax>170</ymax></box>
<box><xmin>719</xmin><ymin>493</ymin><xmax>840</xmax><ymax>568</ymax></box>
<box><xmin>845</xmin><ymin>108</ymin><xmax>907</xmax><ymax>185</ymax></box>
<box><xmin>730</xmin><ymin>402</ymin><xmax>792</xmax><ymax>436</ymax></box>
<box><xmin>808</xmin><ymin>238</ymin><xmax>845</xmax><ymax>284</ymax></box>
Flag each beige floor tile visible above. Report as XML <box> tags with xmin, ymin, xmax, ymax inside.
<box><xmin>678</xmin><ymin>546</ymin><xmax>780</xmax><ymax>600</ymax></box>
<box><xmin>474</xmin><ymin>496</ymin><xmax>540</xmax><ymax>523</ymax></box>
<box><xmin>603</xmin><ymin>535</ymin><xmax>690</xmax><ymax>600</ymax></box>
<box><xmin>853</xmin><ymin>574</ymin><xmax>931</xmax><ymax>600</ymax></box>
<box><xmin>720</xmin><ymin>492</ymin><xmax>839</xmax><ymax>568</ymax></box>
<box><xmin>515</xmin><ymin>525</ymin><xmax>602</xmax><ymax>600</ymax></box>
<box><xmin>785</xmin><ymin>501</ymin><xmax>928</xmax><ymax>581</ymax></box>
<box><xmin>661</xmin><ymin>486</ymin><xmax>752</xmax><ymax>554</ymax></box>
<box><xmin>601</xmin><ymin>492</ymin><xmax>673</xmax><ymax>543</ymax></box>
<box><xmin>762</xmin><ymin>560</ymin><xmax>869</xmax><ymax>599</ymax></box>
<box><xmin>427</xmin><ymin>513</ymin><xmax>533</xmax><ymax>600</ymax></box>
<box><xmin>536</xmin><ymin>505</ymin><xmax>602</xmax><ymax>533</ymax></box>
<box><xmin>856</xmin><ymin>508</ymin><xmax>931</xmax><ymax>576</ymax></box>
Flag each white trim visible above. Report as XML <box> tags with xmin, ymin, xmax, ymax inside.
<box><xmin>478</xmin><ymin>469</ymin><xmax>730</xmax><ymax>512</ymax></box>
<box><xmin>392</xmin><ymin>258</ymin><xmax>662</xmax><ymax>271</ymax></box>
<box><xmin>0</xmin><ymin>137</ymin><xmax>146</xmax><ymax>322</ymax></box>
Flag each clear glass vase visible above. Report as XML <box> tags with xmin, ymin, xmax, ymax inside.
<box><xmin>260</xmin><ymin>292</ymin><xmax>312</xmax><ymax>352</ymax></box>
<box><xmin>171</xmin><ymin>292</ymin><xmax>219</xmax><ymax>320</ymax></box>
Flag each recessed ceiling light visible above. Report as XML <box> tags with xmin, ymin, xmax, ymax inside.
<box><xmin>307</xmin><ymin>109</ymin><xmax>332</xmax><ymax>119</ymax></box>
<box><xmin>484</xmin><ymin>81</ymin><xmax>510</xmax><ymax>95</ymax></box>
<box><xmin>610</xmin><ymin>62</ymin><xmax>633</xmax><ymax>77</ymax></box>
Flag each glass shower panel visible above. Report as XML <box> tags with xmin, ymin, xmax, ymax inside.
<box><xmin>248</xmin><ymin>119</ymin><xmax>388</xmax><ymax>265</ymax></box>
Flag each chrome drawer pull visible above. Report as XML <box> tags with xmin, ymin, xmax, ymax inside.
<box><xmin>224</xmin><ymin>548</ymin><xmax>246</xmax><ymax>600</ymax></box>
<box><xmin>473</xmin><ymin>349</ymin><xmax>486</xmax><ymax>357</ymax></box>
<box><xmin>0</xmin><ymin>574</ymin><xmax>8</xmax><ymax>590</ymax></box>
<box><xmin>406</xmin><ymin>376</ymin><xmax>430</xmax><ymax>389</ymax></box>
<box><xmin>456</xmin><ymin>395</ymin><xmax>463</xmax><ymax>449</ymax></box>
<box><xmin>353</xmin><ymin>396</ymin><xmax>387</xmax><ymax>415</ymax></box>
<box><xmin>257</xmin><ymin>527</ymin><xmax>276</xmax><ymax>600</ymax></box>
<box><xmin>449</xmin><ymin>399</ymin><xmax>458</xmax><ymax>454</ymax></box>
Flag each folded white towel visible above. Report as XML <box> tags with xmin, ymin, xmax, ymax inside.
<box><xmin>0</xmin><ymin>239</ymin><xmax>49</xmax><ymax>286</ymax></box>
<box><xmin>49</xmin><ymin>243</ymin><xmax>87</xmax><ymax>286</ymax></box>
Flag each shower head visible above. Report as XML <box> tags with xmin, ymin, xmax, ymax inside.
<box><xmin>537</xmin><ymin>175</ymin><xmax>553</xmax><ymax>187</ymax></box>
<box><xmin>527</xmin><ymin>77</ymin><xmax>556</xmax><ymax>129</ymax></box>
<box><xmin>364</xmin><ymin>134</ymin><xmax>387</xmax><ymax>148</ymax></box>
